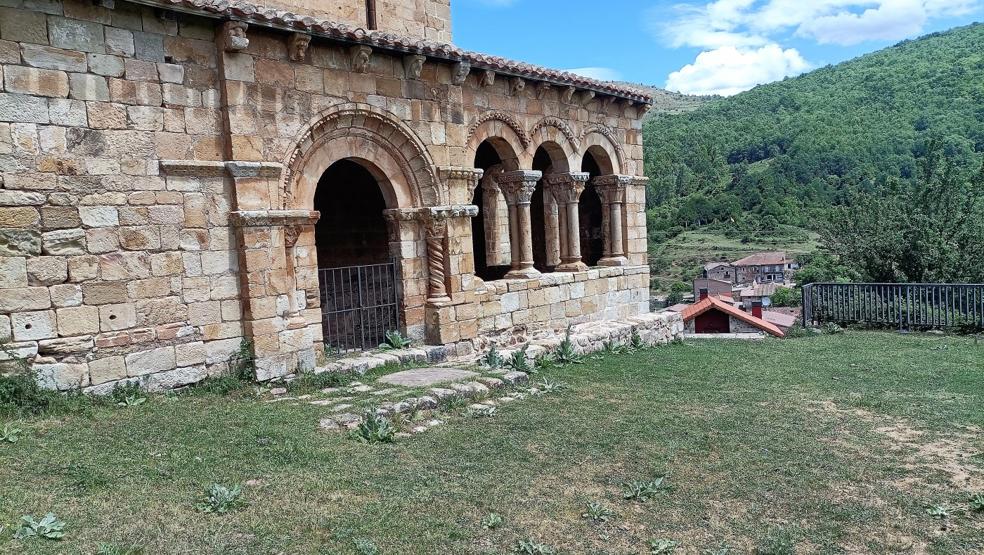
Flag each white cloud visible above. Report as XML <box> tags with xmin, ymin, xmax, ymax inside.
<box><xmin>665</xmin><ymin>44</ymin><xmax>811</xmax><ymax>96</ymax></box>
<box><xmin>566</xmin><ymin>67</ymin><xmax>624</xmax><ymax>81</ymax></box>
<box><xmin>657</xmin><ymin>0</ymin><xmax>980</xmax><ymax>94</ymax></box>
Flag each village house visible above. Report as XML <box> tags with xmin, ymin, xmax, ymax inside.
<box><xmin>0</xmin><ymin>0</ymin><xmax>673</xmax><ymax>392</ymax></box>
<box><xmin>732</xmin><ymin>251</ymin><xmax>797</xmax><ymax>284</ymax></box>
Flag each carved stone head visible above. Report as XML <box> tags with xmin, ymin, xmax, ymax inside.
<box><xmin>288</xmin><ymin>33</ymin><xmax>311</xmax><ymax>62</ymax></box>
<box><xmin>510</xmin><ymin>77</ymin><xmax>526</xmax><ymax>96</ymax></box>
<box><xmin>219</xmin><ymin>21</ymin><xmax>249</xmax><ymax>52</ymax></box>
<box><xmin>480</xmin><ymin>70</ymin><xmax>496</xmax><ymax>87</ymax></box>
<box><xmin>351</xmin><ymin>45</ymin><xmax>373</xmax><ymax>73</ymax></box>
<box><xmin>452</xmin><ymin>61</ymin><xmax>471</xmax><ymax>85</ymax></box>
<box><xmin>404</xmin><ymin>54</ymin><xmax>426</xmax><ymax>80</ymax></box>
<box><xmin>562</xmin><ymin>86</ymin><xmax>576</xmax><ymax>104</ymax></box>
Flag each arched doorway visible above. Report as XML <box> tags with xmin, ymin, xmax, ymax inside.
<box><xmin>580</xmin><ymin>150</ymin><xmax>606</xmax><ymax>266</ymax></box>
<box><xmin>314</xmin><ymin>159</ymin><xmax>400</xmax><ymax>352</ymax></box>
<box><xmin>531</xmin><ymin>142</ymin><xmax>570</xmax><ymax>273</ymax></box>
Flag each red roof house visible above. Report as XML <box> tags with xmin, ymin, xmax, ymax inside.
<box><xmin>680</xmin><ymin>296</ymin><xmax>785</xmax><ymax>338</ymax></box>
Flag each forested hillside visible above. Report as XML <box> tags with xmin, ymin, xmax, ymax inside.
<box><xmin>642</xmin><ymin>23</ymin><xmax>984</xmax><ymax>239</ymax></box>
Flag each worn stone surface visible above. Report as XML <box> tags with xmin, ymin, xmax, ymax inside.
<box><xmin>377</xmin><ymin>367</ymin><xmax>480</xmax><ymax>387</ymax></box>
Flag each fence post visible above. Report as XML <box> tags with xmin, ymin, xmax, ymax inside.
<box><xmin>801</xmin><ymin>284</ymin><xmax>811</xmax><ymax>327</ymax></box>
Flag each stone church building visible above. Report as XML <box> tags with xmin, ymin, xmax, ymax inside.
<box><xmin>0</xmin><ymin>0</ymin><xmax>654</xmax><ymax>390</ymax></box>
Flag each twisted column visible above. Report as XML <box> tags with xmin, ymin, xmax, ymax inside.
<box><xmin>497</xmin><ymin>170</ymin><xmax>542</xmax><ymax>279</ymax></box>
<box><xmin>594</xmin><ymin>174</ymin><xmax>631</xmax><ymax>267</ymax></box>
<box><xmin>424</xmin><ymin>217</ymin><xmax>450</xmax><ymax>303</ymax></box>
<box><xmin>545</xmin><ymin>172</ymin><xmax>590</xmax><ymax>272</ymax></box>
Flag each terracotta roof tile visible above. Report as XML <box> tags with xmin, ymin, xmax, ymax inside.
<box><xmin>680</xmin><ymin>296</ymin><xmax>785</xmax><ymax>338</ymax></box>
<box><xmin>135</xmin><ymin>0</ymin><xmax>653</xmax><ymax>103</ymax></box>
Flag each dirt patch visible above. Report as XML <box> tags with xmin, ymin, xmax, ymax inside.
<box><xmin>807</xmin><ymin>399</ymin><xmax>983</xmax><ymax>490</ymax></box>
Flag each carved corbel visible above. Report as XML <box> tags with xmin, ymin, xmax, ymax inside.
<box><xmin>603</xmin><ymin>96</ymin><xmax>618</xmax><ymax>110</ymax></box>
<box><xmin>638</xmin><ymin>102</ymin><xmax>653</xmax><ymax>117</ymax></box>
<box><xmin>350</xmin><ymin>45</ymin><xmax>373</xmax><ymax>73</ymax></box>
<box><xmin>510</xmin><ymin>77</ymin><xmax>526</xmax><ymax>96</ymax></box>
<box><xmin>287</xmin><ymin>33</ymin><xmax>311</xmax><ymax>62</ymax></box>
<box><xmin>619</xmin><ymin>98</ymin><xmax>634</xmax><ymax>117</ymax></box>
<box><xmin>562</xmin><ymin>86</ymin><xmax>576</xmax><ymax>104</ymax></box>
<box><xmin>579</xmin><ymin>90</ymin><xmax>596</xmax><ymax>107</ymax></box>
<box><xmin>403</xmin><ymin>54</ymin><xmax>426</xmax><ymax>80</ymax></box>
<box><xmin>480</xmin><ymin>70</ymin><xmax>496</xmax><ymax>87</ymax></box>
<box><xmin>219</xmin><ymin>21</ymin><xmax>249</xmax><ymax>52</ymax></box>
<box><xmin>452</xmin><ymin>61</ymin><xmax>471</xmax><ymax>85</ymax></box>
<box><xmin>536</xmin><ymin>82</ymin><xmax>552</xmax><ymax>100</ymax></box>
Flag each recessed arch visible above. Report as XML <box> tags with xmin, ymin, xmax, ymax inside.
<box><xmin>529</xmin><ymin>117</ymin><xmax>578</xmax><ymax>171</ymax></box>
<box><xmin>581</xmin><ymin>125</ymin><xmax>624</xmax><ymax>175</ymax></box>
<box><xmin>466</xmin><ymin>111</ymin><xmax>530</xmax><ymax>170</ymax></box>
<box><xmin>282</xmin><ymin>103</ymin><xmax>442</xmax><ymax>210</ymax></box>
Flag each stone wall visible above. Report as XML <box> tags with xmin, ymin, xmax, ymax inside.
<box><xmin>0</xmin><ymin>0</ymin><xmax>651</xmax><ymax>391</ymax></box>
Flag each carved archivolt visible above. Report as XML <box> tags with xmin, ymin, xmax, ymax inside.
<box><xmin>530</xmin><ymin>117</ymin><xmax>580</xmax><ymax>151</ymax></box>
<box><xmin>466</xmin><ymin>110</ymin><xmax>531</xmax><ymax>150</ymax></box>
<box><xmin>581</xmin><ymin>124</ymin><xmax>626</xmax><ymax>174</ymax></box>
<box><xmin>281</xmin><ymin>103</ymin><xmax>442</xmax><ymax>208</ymax></box>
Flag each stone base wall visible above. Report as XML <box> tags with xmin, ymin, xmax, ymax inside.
<box><xmin>469</xmin><ymin>265</ymin><xmax>650</xmax><ymax>346</ymax></box>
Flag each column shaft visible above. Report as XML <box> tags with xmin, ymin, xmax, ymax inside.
<box><xmin>497</xmin><ymin>170</ymin><xmax>542</xmax><ymax>279</ymax></box>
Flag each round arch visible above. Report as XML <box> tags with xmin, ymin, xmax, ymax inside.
<box><xmin>529</xmin><ymin>117</ymin><xmax>578</xmax><ymax>172</ymax></box>
<box><xmin>281</xmin><ymin>103</ymin><xmax>442</xmax><ymax>210</ymax></box>
<box><xmin>466</xmin><ymin>111</ymin><xmax>530</xmax><ymax>170</ymax></box>
<box><xmin>580</xmin><ymin>126</ymin><xmax>625</xmax><ymax>175</ymax></box>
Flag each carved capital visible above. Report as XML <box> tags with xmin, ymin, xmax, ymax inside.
<box><xmin>480</xmin><ymin>70</ymin><xmax>496</xmax><ymax>87</ymax></box>
<box><xmin>544</xmin><ymin>171</ymin><xmax>589</xmax><ymax>204</ymax></box>
<box><xmin>562</xmin><ymin>86</ymin><xmax>576</xmax><ymax>104</ymax></box>
<box><xmin>440</xmin><ymin>166</ymin><xmax>484</xmax><ymax>198</ymax></box>
<box><xmin>288</xmin><ymin>32</ymin><xmax>310</xmax><ymax>62</ymax></box>
<box><xmin>498</xmin><ymin>170</ymin><xmax>541</xmax><ymax>205</ymax></box>
<box><xmin>284</xmin><ymin>224</ymin><xmax>303</xmax><ymax>248</ymax></box>
<box><xmin>351</xmin><ymin>45</ymin><xmax>372</xmax><ymax>73</ymax></box>
<box><xmin>510</xmin><ymin>77</ymin><xmax>526</xmax><ymax>96</ymax></box>
<box><xmin>452</xmin><ymin>61</ymin><xmax>471</xmax><ymax>85</ymax></box>
<box><xmin>403</xmin><ymin>54</ymin><xmax>426</xmax><ymax>80</ymax></box>
<box><xmin>593</xmin><ymin>174</ymin><xmax>632</xmax><ymax>204</ymax></box>
<box><xmin>219</xmin><ymin>21</ymin><xmax>249</xmax><ymax>52</ymax></box>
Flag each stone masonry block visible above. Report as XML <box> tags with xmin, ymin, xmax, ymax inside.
<box><xmin>21</xmin><ymin>44</ymin><xmax>87</xmax><ymax>72</ymax></box>
<box><xmin>104</xmin><ymin>27</ymin><xmax>134</xmax><ymax>57</ymax></box>
<box><xmin>0</xmin><ymin>8</ymin><xmax>49</xmax><ymax>45</ymax></box>
<box><xmin>0</xmin><ymin>93</ymin><xmax>49</xmax><ymax>123</ymax></box>
<box><xmin>87</xmin><ymin>53</ymin><xmax>124</xmax><ymax>77</ymax></box>
<box><xmin>0</xmin><ymin>256</ymin><xmax>27</xmax><ymax>288</ymax></box>
<box><xmin>48</xmin><ymin>16</ymin><xmax>105</xmax><ymax>53</ymax></box>
<box><xmin>26</xmin><ymin>256</ymin><xmax>67</xmax><ymax>285</ymax></box>
<box><xmin>11</xmin><ymin>310</ymin><xmax>56</xmax><ymax>341</ymax></box>
<box><xmin>4</xmin><ymin>65</ymin><xmax>69</xmax><ymax>97</ymax></box>
<box><xmin>99</xmin><ymin>302</ymin><xmax>136</xmax><ymax>331</ymax></box>
<box><xmin>125</xmin><ymin>345</ymin><xmax>175</xmax><ymax>377</ymax></box>
<box><xmin>56</xmin><ymin>304</ymin><xmax>99</xmax><ymax>336</ymax></box>
<box><xmin>68</xmin><ymin>72</ymin><xmax>109</xmax><ymax>101</ymax></box>
<box><xmin>35</xmin><ymin>361</ymin><xmax>89</xmax><ymax>391</ymax></box>
<box><xmin>0</xmin><ymin>286</ymin><xmax>50</xmax><ymax>313</ymax></box>
<box><xmin>42</xmin><ymin>228</ymin><xmax>86</xmax><ymax>255</ymax></box>
<box><xmin>88</xmin><ymin>355</ymin><xmax>126</xmax><ymax>385</ymax></box>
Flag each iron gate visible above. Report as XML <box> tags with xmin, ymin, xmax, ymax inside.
<box><xmin>318</xmin><ymin>261</ymin><xmax>400</xmax><ymax>352</ymax></box>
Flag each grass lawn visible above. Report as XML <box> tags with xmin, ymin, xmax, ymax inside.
<box><xmin>1</xmin><ymin>332</ymin><xmax>982</xmax><ymax>554</ymax></box>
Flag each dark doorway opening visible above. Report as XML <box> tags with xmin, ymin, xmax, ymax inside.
<box><xmin>314</xmin><ymin>159</ymin><xmax>398</xmax><ymax>352</ymax></box>
<box><xmin>314</xmin><ymin>159</ymin><xmax>389</xmax><ymax>268</ymax></box>
<box><xmin>472</xmin><ymin>141</ymin><xmax>511</xmax><ymax>281</ymax></box>
<box><xmin>580</xmin><ymin>152</ymin><xmax>605</xmax><ymax>266</ymax></box>
<box><xmin>695</xmin><ymin>309</ymin><xmax>730</xmax><ymax>333</ymax></box>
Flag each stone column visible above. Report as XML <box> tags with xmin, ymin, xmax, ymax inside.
<box><xmin>594</xmin><ymin>174</ymin><xmax>632</xmax><ymax>267</ymax></box>
<box><xmin>545</xmin><ymin>172</ymin><xmax>590</xmax><ymax>272</ymax></box>
<box><xmin>423</xmin><ymin>213</ymin><xmax>451</xmax><ymax>304</ymax></box>
<box><xmin>497</xmin><ymin>170</ymin><xmax>542</xmax><ymax>279</ymax></box>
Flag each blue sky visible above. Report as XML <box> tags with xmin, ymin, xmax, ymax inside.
<box><xmin>452</xmin><ymin>0</ymin><xmax>982</xmax><ymax>96</ymax></box>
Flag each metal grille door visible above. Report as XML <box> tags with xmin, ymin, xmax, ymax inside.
<box><xmin>318</xmin><ymin>261</ymin><xmax>400</xmax><ymax>352</ymax></box>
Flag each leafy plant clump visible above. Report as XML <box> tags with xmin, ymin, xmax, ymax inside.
<box><xmin>623</xmin><ymin>475</ymin><xmax>668</xmax><ymax>502</ymax></box>
<box><xmin>196</xmin><ymin>483</ymin><xmax>245</xmax><ymax>514</ymax></box>
<box><xmin>379</xmin><ymin>330</ymin><xmax>412</xmax><ymax>350</ymax></box>
<box><xmin>970</xmin><ymin>492</ymin><xmax>984</xmax><ymax>512</ymax></box>
<box><xmin>512</xmin><ymin>538</ymin><xmax>556</xmax><ymax>554</ymax></box>
<box><xmin>481</xmin><ymin>512</ymin><xmax>503</xmax><ymax>529</ymax></box>
<box><xmin>507</xmin><ymin>344</ymin><xmax>534</xmax><ymax>373</ymax></box>
<box><xmin>554</xmin><ymin>325</ymin><xmax>583</xmax><ymax>365</ymax></box>
<box><xmin>630</xmin><ymin>329</ymin><xmax>645</xmax><ymax>349</ymax></box>
<box><xmin>650</xmin><ymin>539</ymin><xmax>679</xmax><ymax>554</ymax></box>
<box><xmin>1</xmin><ymin>423</ymin><xmax>22</xmax><ymax>443</ymax></box>
<box><xmin>582</xmin><ymin>501</ymin><xmax>615</xmax><ymax>522</ymax></box>
<box><xmin>14</xmin><ymin>513</ymin><xmax>66</xmax><ymax>541</ymax></box>
<box><xmin>925</xmin><ymin>505</ymin><xmax>949</xmax><ymax>519</ymax></box>
<box><xmin>352</xmin><ymin>409</ymin><xmax>396</xmax><ymax>443</ymax></box>
<box><xmin>467</xmin><ymin>405</ymin><xmax>497</xmax><ymax>418</ymax></box>
<box><xmin>481</xmin><ymin>344</ymin><xmax>506</xmax><ymax>370</ymax></box>
<box><xmin>537</xmin><ymin>378</ymin><xmax>565</xmax><ymax>394</ymax></box>
<box><xmin>822</xmin><ymin>322</ymin><xmax>844</xmax><ymax>335</ymax></box>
